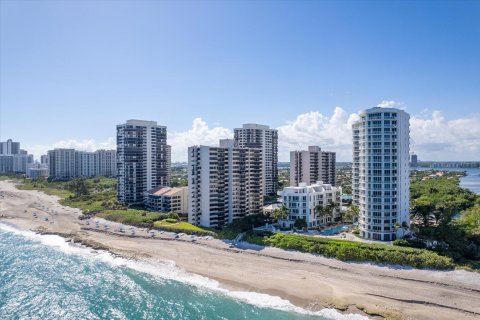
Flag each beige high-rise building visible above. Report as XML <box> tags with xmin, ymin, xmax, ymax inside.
<box><xmin>290</xmin><ymin>146</ymin><xmax>336</xmax><ymax>187</ymax></box>
<box><xmin>188</xmin><ymin>139</ymin><xmax>263</xmax><ymax>228</ymax></box>
<box><xmin>234</xmin><ymin>124</ymin><xmax>278</xmax><ymax>196</ymax></box>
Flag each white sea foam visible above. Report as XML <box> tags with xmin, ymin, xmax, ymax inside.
<box><xmin>0</xmin><ymin>223</ymin><xmax>369</xmax><ymax>320</ymax></box>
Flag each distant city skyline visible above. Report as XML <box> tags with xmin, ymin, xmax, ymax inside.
<box><xmin>1</xmin><ymin>1</ymin><xmax>479</xmax><ymax>162</ymax></box>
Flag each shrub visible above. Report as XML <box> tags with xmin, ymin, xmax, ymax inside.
<box><xmin>153</xmin><ymin>220</ymin><xmax>216</xmax><ymax>237</ymax></box>
<box><xmin>393</xmin><ymin>238</ymin><xmax>427</xmax><ymax>249</ymax></box>
<box><xmin>262</xmin><ymin>233</ymin><xmax>454</xmax><ymax>270</ymax></box>
<box><xmin>165</xmin><ymin>218</ymin><xmax>178</xmax><ymax>223</ymax></box>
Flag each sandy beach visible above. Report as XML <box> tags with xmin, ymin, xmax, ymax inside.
<box><xmin>1</xmin><ymin>180</ymin><xmax>479</xmax><ymax>320</ymax></box>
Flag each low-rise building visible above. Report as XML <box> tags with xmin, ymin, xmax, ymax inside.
<box><xmin>278</xmin><ymin>181</ymin><xmax>342</xmax><ymax>229</ymax></box>
<box><xmin>144</xmin><ymin>186</ymin><xmax>188</xmax><ymax>214</ymax></box>
<box><xmin>27</xmin><ymin>167</ymin><xmax>49</xmax><ymax>178</ymax></box>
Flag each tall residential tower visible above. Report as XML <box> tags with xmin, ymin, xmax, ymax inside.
<box><xmin>290</xmin><ymin>146</ymin><xmax>336</xmax><ymax>186</ymax></box>
<box><xmin>352</xmin><ymin>107</ymin><xmax>410</xmax><ymax>241</ymax></box>
<box><xmin>234</xmin><ymin>123</ymin><xmax>278</xmax><ymax>195</ymax></box>
<box><xmin>117</xmin><ymin>120</ymin><xmax>170</xmax><ymax>205</ymax></box>
<box><xmin>188</xmin><ymin>139</ymin><xmax>263</xmax><ymax>227</ymax></box>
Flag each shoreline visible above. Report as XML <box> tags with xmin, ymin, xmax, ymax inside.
<box><xmin>1</xmin><ymin>180</ymin><xmax>480</xmax><ymax>320</ymax></box>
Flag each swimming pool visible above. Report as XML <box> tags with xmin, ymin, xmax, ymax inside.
<box><xmin>320</xmin><ymin>225</ymin><xmax>348</xmax><ymax>235</ymax></box>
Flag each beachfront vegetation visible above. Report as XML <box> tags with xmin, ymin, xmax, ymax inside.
<box><xmin>97</xmin><ymin>210</ymin><xmax>178</xmax><ymax>228</ymax></box>
<box><xmin>153</xmin><ymin>220</ymin><xmax>216</xmax><ymax>236</ymax></box>
<box><xmin>403</xmin><ymin>170</ymin><xmax>480</xmax><ymax>269</ymax></box>
<box><xmin>246</xmin><ymin>232</ymin><xmax>455</xmax><ymax>270</ymax></box>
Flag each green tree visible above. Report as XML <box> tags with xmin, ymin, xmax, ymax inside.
<box><xmin>457</xmin><ymin>206</ymin><xmax>480</xmax><ymax>236</ymax></box>
<box><xmin>67</xmin><ymin>178</ymin><xmax>90</xmax><ymax>198</ymax></box>
<box><xmin>315</xmin><ymin>204</ymin><xmax>327</xmax><ymax>224</ymax></box>
<box><xmin>293</xmin><ymin>218</ymin><xmax>307</xmax><ymax>230</ymax></box>
<box><xmin>326</xmin><ymin>201</ymin><xmax>340</xmax><ymax>222</ymax></box>
<box><xmin>272</xmin><ymin>205</ymin><xmax>289</xmax><ymax>221</ymax></box>
<box><xmin>345</xmin><ymin>204</ymin><xmax>360</xmax><ymax>222</ymax></box>
<box><xmin>412</xmin><ymin>197</ymin><xmax>435</xmax><ymax>227</ymax></box>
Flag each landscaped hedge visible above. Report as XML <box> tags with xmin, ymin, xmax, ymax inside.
<box><xmin>261</xmin><ymin>233</ymin><xmax>455</xmax><ymax>270</ymax></box>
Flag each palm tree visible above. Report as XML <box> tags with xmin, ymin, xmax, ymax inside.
<box><xmin>345</xmin><ymin>204</ymin><xmax>360</xmax><ymax>222</ymax></box>
<box><xmin>272</xmin><ymin>205</ymin><xmax>289</xmax><ymax>222</ymax></box>
<box><xmin>315</xmin><ymin>203</ymin><xmax>327</xmax><ymax>225</ymax></box>
<box><xmin>326</xmin><ymin>201</ymin><xmax>340</xmax><ymax>223</ymax></box>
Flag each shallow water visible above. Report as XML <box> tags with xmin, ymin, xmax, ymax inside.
<box><xmin>0</xmin><ymin>224</ymin><xmax>367</xmax><ymax>320</ymax></box>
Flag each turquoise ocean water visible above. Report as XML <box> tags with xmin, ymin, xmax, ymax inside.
<box><xmin>0</xmin><ymin>224</ymin><xmax>366</xmax><ymax>320</ymax></box>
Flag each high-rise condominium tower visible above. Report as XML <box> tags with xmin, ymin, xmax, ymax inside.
<box><xmin>117</xmin><ymin>120</ymin><xmax>170</xmax><ymax>205</ymax></box>
<box><xmin>352</xmin><ymin>107</ymin><xmax>410</xmax><ymax>241</ymax></box>
<box><xmin>290</xmin><ymin>146</ymin><xmax>336</xmax><ymax>187</ymax></box>
<box><xmin>234</xmin><ymin>124</ymin><xmax>278</xmax><ymax>195</ymax></box>
<box><xmin>188</xmin><ymin>139</ymin><xmax>263</xmax><ymax>228</ymax></box>
<box><xmin>47</xmin><ymin>148</ymin><xmax>117</xmax><ymax>179</ymax></box>
<box><xmin>0</xmin><ymin>139</ymin><xmax>20</xmax><ymax>155</ymax></box>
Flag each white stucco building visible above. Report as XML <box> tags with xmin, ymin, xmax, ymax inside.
<box><xmin>278</xmin><ymin>181</ymin><xmax>342</xmax><ymax>229</ymax></box>
<box><xmin>352</xmin><ymin>107</ymin><xmax>410</xmax><ymax>241</ymax></box>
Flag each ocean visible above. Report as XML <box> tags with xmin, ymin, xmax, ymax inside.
<box><xmin>413</xmin><ymin>167</ymin><xmax>480</xmax><ymax>194</ymax></box>
<box><xmin>0</xmin><ymin>224</ymin><xmax>366</xmax><ymax>320</ymax></box>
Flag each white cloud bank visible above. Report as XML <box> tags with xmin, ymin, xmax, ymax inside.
<box><xmin>26</xmin><ymin>138</ymin><xmax>116</xmax><ymax>161</ymax></box>
<box><xmin>25</xmin><ymin>107</ymin><xmax>480</xmax><ymax>162</ymax></box>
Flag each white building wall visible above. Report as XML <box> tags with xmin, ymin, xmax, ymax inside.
<box><xmin>352</xmin><ymin>107</ymin><xmax>410</xmax><ymax>241</ymax></box>
<box><xmin>279</xmin><ymin>182</ymin><xmax>342</xmax><ymax>228</ymax></box>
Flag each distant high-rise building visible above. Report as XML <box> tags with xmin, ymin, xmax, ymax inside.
<box><xmin>48</xmin><ymin>149</ymin><xmax>77</xmax><ymax>179</ymax></box>
<box><xmin>352</xmin><ymin>107</ymin><xmax>410</xmax><ymax>241</ymax></box>
<box><xmin>116</xmin><ymin>120</ymin><xmax>170</xmax><ymax>205</ymax></box>
<box><xmin>96</xmin><ymin>149</ymin><xmax>117</xmax><ymax>177</ymax></box>
<box><xmin>0</xmin><ymin>139</ymin><xmax>33</xmax><ymax>174</ymax></box>
<box><xmin>0</xmin><ymin>139</ymin><xmax>20</xmax><ymax>155</ymax></box>
<box><xmin>41</xmin><ymin>155</ymin><xmax>49</xmax><ymax>165</ymax></box>
<box><xmin>290</xmin><ymin>146</ymin><xmax>336</xmax><ymax>187</ymax></box>
<box><xmin>234</xmin><ymin>123</ymin><xmax>278</xmax><ymax>195</ymax></box>
<box><xmin>410</xmin><ymin>154</ymin><xmax>418</xmax><ymax>167</ymax></box>
<box><xmin>188</xmin><ymin>139</ymin><xmax>263</xmax><ymax>227</ymax></box>
<box><xmin>75</xmin><ymin>151</ymin><xmax>97</xmax><ymax>177</ymax></box>
<box><xmin>47</xmin><ymin>148</ymin><xmax>116</xmax><ymax>179</ymax></box>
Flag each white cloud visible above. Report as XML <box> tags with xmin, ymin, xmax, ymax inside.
<box><xmin>168</xmin><ymin>118</ymin><xmax>233</xmax><ymax>161</ymax></box>
<box><xmin>410</xmin><ymin>111</ymin><xmax>480</xmax><ymax>161</ymax></box>
<box><xmin>25</xmin><ymin>108</ymin><xmax>480</xmax><ymax>162</ymax></box>
<box><xmin>26</xmin><ymin>137</ymin><xmax>116</xmax><ymax>160</ymax></box>
<box><xmin>276</xmin><ymin>107</ymin><xmax>359</xmax><ymax>161</ymax></box>
<box><xmin>377</xmin><ymin>100</ymin><xmax>398</xmax><ymax>108</ymax></box>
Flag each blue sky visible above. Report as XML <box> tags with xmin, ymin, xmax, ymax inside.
<box><xmin>1</xmin><ymin>1</ymin><xmax>479</xmax><ymax>161</ymax></box>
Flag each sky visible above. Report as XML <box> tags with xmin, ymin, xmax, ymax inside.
<box><xmin>1</xmin><ymin>1</ymin><xmax>479</xmax><ymax>162</ymax></box>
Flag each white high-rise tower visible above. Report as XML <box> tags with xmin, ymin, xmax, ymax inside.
<box><xmin>352</xmin><ymin>107</ymin><xmax>410</xmax><ymax>241</ymax></box>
